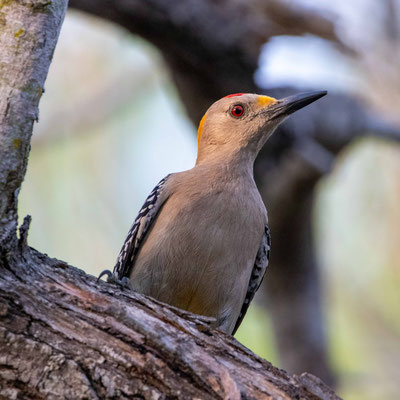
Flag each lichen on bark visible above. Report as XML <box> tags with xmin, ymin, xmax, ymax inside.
<box><xmin>0</xmin><ymin>0</ymin><xmax>67</xmax><ymax>243</ymax></box>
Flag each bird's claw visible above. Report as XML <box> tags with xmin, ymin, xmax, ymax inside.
<box><xmin>119</xmin><ymin>276</ymin><xmax>132</xmax><ymax>289</ymax></box>
<box><xmin>97</xmin><ymin>269</ymin><xmax>132</xmax><ymax>290</ymax></box>
<box><xmin>97</xmin><ymin>269</ymin><xmax>114</xmax><ymax>282</ymax></box>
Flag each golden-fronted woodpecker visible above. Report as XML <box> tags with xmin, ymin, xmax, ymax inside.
<box><xmin>100</xmin><ymin>91</ymin><xmax>327</xmax><ymax>335</ymax></box>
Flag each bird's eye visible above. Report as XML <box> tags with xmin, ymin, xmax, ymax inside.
<box><xmin>231</xmin><ymin>105</ymin><xmax>244</xmax><ymax>118</ymax></box>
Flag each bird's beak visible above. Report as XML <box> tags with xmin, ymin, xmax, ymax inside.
<box><xmin>268</xmin><ymin>91</ymin><xmax>327</xmax><ymax>119</ymax></box>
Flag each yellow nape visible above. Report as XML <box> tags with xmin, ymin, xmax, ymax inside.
<box><xmin>197</xmin><ymin>113</ymin><xmax>207</xmax><ymax>148</ymax></box>
<box><xmin>257</xmin><ymin>95</ymin><xmax>277</xmax><ymax>107</ymax></box>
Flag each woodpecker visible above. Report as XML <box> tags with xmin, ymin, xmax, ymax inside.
<box><xmin>100</xmin><ymin>91</ymin><xmax>327</xmax><ymax>335</ymax></box>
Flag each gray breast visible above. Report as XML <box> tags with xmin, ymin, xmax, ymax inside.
<box><xmin>130</xmin><ymin>171</ymin><xmax>266</xmax><ymax>333</ymax></box>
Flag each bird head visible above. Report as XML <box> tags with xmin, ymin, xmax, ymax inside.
<box><xmin>196</xmin><ymin>91</ymin><xmax>327</xmax><ymax>165</ymax></box>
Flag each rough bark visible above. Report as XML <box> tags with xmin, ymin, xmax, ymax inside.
<box><xmin>0</xmin><ymin>0</ymin><xmax>68</xmax><ymax>243</ymax></box>
<box><xmin>0</xmin><ymin>228</ymin><xmax>340</xmax><ymax>399</ymax></box>
<box><xmin>67</xmin><ymin>0</ymin><xmax>399</xmax><ymax>386</ymax></box>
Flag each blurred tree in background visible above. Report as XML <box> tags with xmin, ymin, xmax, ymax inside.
<box><xmin>19</xmin><ymin>1</ymin><xmax>400</xmax><ymax>399</ymax></box>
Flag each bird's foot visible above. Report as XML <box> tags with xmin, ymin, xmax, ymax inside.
<box><xmin>97</xmin><ymin>269</ymin><xmax>132</xmax><ymax>290</ymax></box>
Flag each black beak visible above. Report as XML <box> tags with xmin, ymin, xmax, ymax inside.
<box><xmin>270</xmin><ymin>91</ymin><xmax>327</xmax><ymax>119</ymax></box>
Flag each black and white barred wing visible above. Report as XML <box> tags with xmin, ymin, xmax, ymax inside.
<box><xmin>232</xmin><ymin>224</ymin><xmax>271</xmax><ymax>335</ymax></box>
<box><xmin>114</xmin><ymin>175</ymin><xmax>171</xmax><ymax>280</ymax></box>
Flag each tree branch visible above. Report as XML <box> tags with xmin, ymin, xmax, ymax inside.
<box><xmin>0</xmin><ymin>0</ymin><xmax>68</xmax><ymax>244</ymax></box>
<box><xmin>0</xmin><ymin>239</ymin><xmax>340</xmax><ymax>399</ymax></box>
<box><xmin>68</xmin><ymin>0</ymin><xmax>345</xmax><ymax>124</ymax></box>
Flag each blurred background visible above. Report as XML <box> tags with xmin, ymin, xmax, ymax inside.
<box><xmin>18</xmin><ymin>0</ymin><xmax>400</xmax><ymax>399</ymax></box>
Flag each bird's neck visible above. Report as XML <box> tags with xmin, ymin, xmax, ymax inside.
<box><xmin>195</xmin><ymin>144</ymin><xmax>256</xmax><ymax>178</ymax></box>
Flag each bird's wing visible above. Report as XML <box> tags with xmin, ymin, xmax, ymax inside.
<box><xmin>113</xmin><ymin>174</ymin><xmax>171</xmax><ymax>280</ymax></box>
<box><xmin>232</xmin><ymin>224</ymin><xmax>271</xmax><ymax>335</ymax></box>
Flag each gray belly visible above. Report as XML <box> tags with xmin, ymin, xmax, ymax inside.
<box><xmin>130</xmin><ymin>190</ymin><xmax>265</xmax><ymax>333</ymax></box>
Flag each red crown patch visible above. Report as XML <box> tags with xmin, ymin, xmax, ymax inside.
<box><xmin>224</xmin><ymin>93</ymin><xmax>246</xmax><ymax>98</ymax></box>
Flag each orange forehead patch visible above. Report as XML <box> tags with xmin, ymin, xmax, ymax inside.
<box><xmin>257</xmin><ymin>95</ymin><xmax>277</xmax><ymax>107</ymax></box>
<box><xmin>197</xmin><ymin>112</ymin><xmax>207</xmax><ymax>148</ymax></box>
